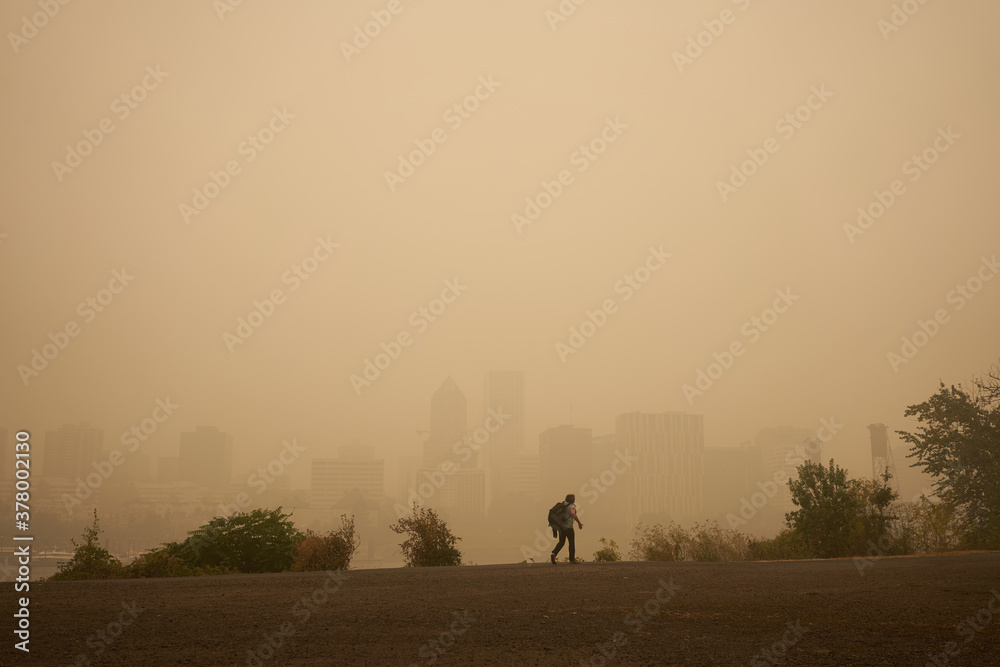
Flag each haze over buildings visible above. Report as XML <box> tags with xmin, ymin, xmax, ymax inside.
<box><xmin>1</xmin><ymin>1</ymin><xmax>997</xmax><ymax>564</ymax></box>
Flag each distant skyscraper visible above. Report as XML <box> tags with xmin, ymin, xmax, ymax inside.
<box><xmin>538</xmin><ymin>425</ymin><xmax>593</xmax><ymax>498</ymax></box>
<box><xmin>755</xmin><ymin>426</ymin><xmax>816</xmax><ymax>519</ymax></box>
<box><xmin>423</xmin><ymin>377</ymin><xmax>468</xmax><ymax>469</ymax></box>
<box><xmin>618</xmin><ymin>412</ymin><xmax>704</xmax><ymax>526</ymax></box>
<box><xmin>44</xmin><ymin>423</ymin><xmax>103</xmax><ymax>480</ymax></box>
<box><xmin>157</xmin><ymin>456</ymin><xmax>179</xmax><ymax>484</ymax></box>
<box><xmin>411</xmin><ymin>467</ymin><xmax>487</xmax><ymax>520</ymax></box>
<box><xmin>312</xmin><ymin>444</ymin><xmax>384</xmax><ymax>508</ymax></box>
<box><xmin>178</xmin><ymin>426</ymin><xmax>233</xmax><ymax>490</ymax></box>
<box><xmin>703</xmin><ymin>441</ymin><xmax>764</xmax><ymax>523</ymax></box>
<box><xmin>483</xmin><ymin>370</ymin><xmax>524</xmax><ymax>503</ymax></box>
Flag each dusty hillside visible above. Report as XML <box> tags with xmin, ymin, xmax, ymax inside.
<box><xmin>13</xmin><ymin>552</ymin><xmax>1000</xmax><ymax>666</ymax></box>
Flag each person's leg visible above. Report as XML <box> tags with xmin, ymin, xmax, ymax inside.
<box><xmin>568</xmin><ymin>529</ymin><xmax>576</xmax><ymax>562</ymax></box>
<box><xmin>553</xmin><ymin>529</ymin><xmax>566</xmax><ymax>559</ymax></box>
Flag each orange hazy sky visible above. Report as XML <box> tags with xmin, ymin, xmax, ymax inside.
<box><xmin>2</xmin><ymin>0</ymin><xmax>998</xmax><ymax>486</ymax></box>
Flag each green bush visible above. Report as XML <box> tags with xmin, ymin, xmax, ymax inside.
<box><xmin>125</xmin><ymin>549</ymin><xmax>199</xmax><ymax>578</ymax></box>
<box><xmin>887</xmin><ymin>495</ymin><xmax>962</xmax><ymax>555</ymax></box>
<box><xmin>163</xmin><ymin>507</ymin><xmax>304</xmax><ymax>573</ymax></box>
<box><xmin>292</xmin><ymin>515</ymin><xmax>360</xmax><ymax>572</ymax></box>
<box><xmin>390</xmin><ymin>505</ymin><xmax>462</xmax><ymax>567</ymax></box>
<box><xmin>630</xmin><ymin>521</ymin><xmax>753</xmax><ymax>562</ymax></box>
<box><xmin>629</xmin><ymin>522</ymin><xmax>686</xmax><ymax>561</ymax></box>
<box><xmin>47</xmin><ymin>510</ymin><xmax>125</xmax><ymax>581</ymax></box>
<box><xmin>748</xmin><ymin>529</ymin><xmax>814</xmax><ymax>560</ymax></box>
<box><xmin>686</xmin><ymin>522</ymin><xmax>752</xmax><ymax>562</ymax></box>
<box><xmin>592</xmin><ymin>537</ymin><xmax>622</xmax><ymax>562</ymax></box>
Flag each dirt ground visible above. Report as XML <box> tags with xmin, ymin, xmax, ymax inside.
<box><xmin>10</xmin><ymin>552</ymin><xmax>1000</xmax><ymax>666</ymax></box>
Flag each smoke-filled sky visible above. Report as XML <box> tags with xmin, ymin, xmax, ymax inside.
<box><xmin>2</xmin><ymin>0</ymin><xmax>998</xmax><ymax>488</ymax></box>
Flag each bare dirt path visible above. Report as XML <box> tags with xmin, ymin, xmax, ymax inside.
<box><xmin>11</xmin><ymin>552</ymin><xmax>1000</xmax><ymax>666</ymax></box>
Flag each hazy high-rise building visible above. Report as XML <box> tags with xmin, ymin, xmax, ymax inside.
<box><xmin>396</xmin><ymin>455</ymin><xmax>422</xmax><ymax>502</ymax></box>
<box><xmin>618</xmin><ymin>412</ymin><xmax>704</xmax><ymax>526</ymax></box>
<box><xmin>538</xmin><ymin>425</ymin><xmax>593</xmax><ymax>498</ymax></box>
<box><xmin>412</xmin><ymin>467</ymin><xmax>487</xmax><ymax>521</ymax></box>
<box><xmin>422</xmin><ymin>376</ymin><xmax>468</xmax><ymax>469</ymax></box>
<box><xmin>755</xmin><ymin>426</ymin><xmax>816</xmax><ymax>524</ymax></box>
<box><xmin>512</xmin><ymin>454</ymin><xmax>539</xmax><ymax>501</ymax></box>
<box><xmin>312</xmin><ymin>444</ymin><xmax>384</xmax><ymax>508</ymax></box>
<box><xmin>483</xmin><ymin>370</ymin><xmax>524</xmax><ymax>503</ymax></box>
<box><xmin>43</xmin><ymin>423</ymin><xmax>103</xmax><ymax>480</ymax></box>
<box><xmin>585</xmin><ymin>433</ymin><xmax>629</xmax><ymax>533</ymax></box>
<box><xmin>157</xmin><ymin>456</ymin><xmax>179</xmax><ymax>484</ymax></box>
<box><xmin>178</xmin><ymin>426</ymin><xmax>233</xmax><ymax>490</ymax></box>
<box><xmin>703</xmin><ymin>441</ymin><xmax>764</xmax><ymax>525</ymax></box>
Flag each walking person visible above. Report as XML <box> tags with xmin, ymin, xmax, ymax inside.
<box><xmin>549</xmin><ymin>493</ymin><xmax>583</xmax><ymax>564</ymax></box>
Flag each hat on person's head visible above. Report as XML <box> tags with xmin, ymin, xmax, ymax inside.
<box><xmin>565</xmin><ymin>494</ymin><xmax>575</xmax><ymax>503</ymax></box>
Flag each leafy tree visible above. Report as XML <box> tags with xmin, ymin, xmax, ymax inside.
<box><xmin>785</xmin><ymin>460</ymin><xmax>898</xmax><ymax>558</ymax></box>
<box><xmin>292</xmin><ymin>515</ymin><xmax>360</xmax><ymax>571</ymax></box>
<box><xmin>48</xmin><ymin>510</ymin><xmax>125</xmax><ymax>581</ymax></box>
<box><xmin>163</xmin><ymin>507</ymin><xmax>304</xmax><ymax>573</ymax></box>
<box><xmin>898</xmin><ymin>376</ymin><xmax>1000</xmax><ymax>549</ymax></box>
<box><xmin>389</xmin><ymin>505</ymin><xmax>462</xmax><ymax>567</ymax></box>
<box><xmin>888</xmin><ymin>495</ymin><xmax>961</xmax><ymax>555</ymax></box>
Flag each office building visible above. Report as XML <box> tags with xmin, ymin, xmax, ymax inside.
<box><xmin>618</xmin><ymin>412</ymin><xmax>704</xmax><ymax>527</ymax></box>
<box><xmin>312</xmin><ymin>444</ymin><xmax>384</xmax><ymax>508</ymax></box>
<box><xmin>43</xmin><ymin>423</ymin><xmax>104</xmax><ymax>481</ymax></box>
<box><xmin>178</xmin><ymin>426</ymin><xmax>233</xmax><ymax>490</ymax></box>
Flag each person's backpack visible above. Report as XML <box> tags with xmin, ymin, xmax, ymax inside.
<box><xmin>547</xmin><ymin>501</ymin><xmax>569</xmax><ymax>532</ymax></box>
